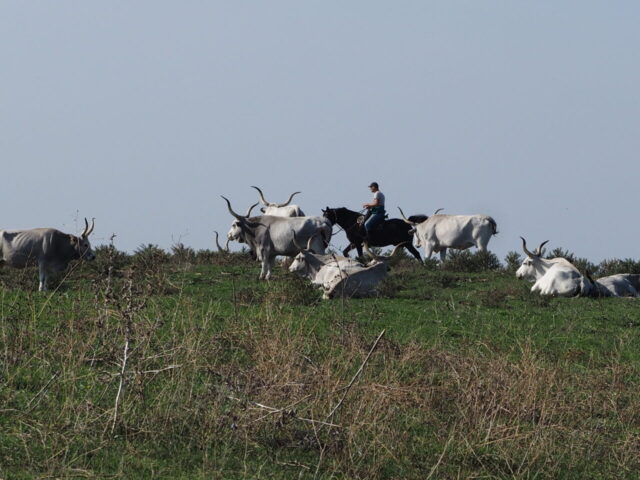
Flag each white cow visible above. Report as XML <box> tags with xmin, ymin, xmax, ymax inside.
<box><xmin>320</xmin><ymin>243</ymin><xmax>405</xmax><ymax>299</ymax></box>
<box><xmin>399</xmin><ymin>208</ymin><xmax>497</xmax><ymax>262</ymax></box>
<box><xmin>223</xmin><ymin>196</ymin><xmax>331</xmax><ymax>280</ymax></box>
<box><xmin>289</xmin><ymin>236</ymin><xmax>367</xmax><ymax>287</ymax></box>
<box><xmin>0</xmin><ymin>218</ymin><xmax>96</xmax><ymax>291</ymax></box>
<box><xmin>586</xmin><ymin>273</ymin><xmax>640</xmax><ymax>297</ymax></box>
<box><xmin>516</xmin><ymin>238</ymin><xmax>589</xmax><ymax>297</ymax></box>
<box><xmin>251</xmin><ymin>186</ymin><xmax>305</xmax><ymax>217</ymax></box>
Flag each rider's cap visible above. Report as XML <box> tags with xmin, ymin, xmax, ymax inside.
<box><xmin>368</xmin><ymin>182</ymin><xmax>379</xmax><ymax>188</ymax></box>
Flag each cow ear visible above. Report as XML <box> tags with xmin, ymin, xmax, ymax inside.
<box><xmin>70</xmin><ymin>235</ymin><xmax>78</xmax><ymax>244</ymax></box>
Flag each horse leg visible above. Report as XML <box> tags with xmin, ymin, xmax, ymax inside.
<box><xmin>405</xmin><ymin>243</ymin><xmax>422</xmax><ymax>261</ymax></box>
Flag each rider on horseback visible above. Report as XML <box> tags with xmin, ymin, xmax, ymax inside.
<box><xmin>362</xmin><ymin>182</ymin><xmax>386</xmax><ymax>239</ymax></box>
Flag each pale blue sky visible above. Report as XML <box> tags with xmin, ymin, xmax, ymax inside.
<box><xmin>1</xmin><ymin>2</ymin><xmax>638</xmax><ymax>262</ymax></box>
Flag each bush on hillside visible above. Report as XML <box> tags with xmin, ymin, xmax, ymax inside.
<box><xmin>598</xmin><ymin>258</ymin><xmax>640</xmax><ymax>276</ymax></box>
<box><xmin>504</xmin><ymin>251</ymin><xmax>522</xmax><ymax>273</ymax></box>
<box><xmin>545</xmin><ymin>247</ymin><xmax>597</xmax><ymax>275</ymax></box>
<box><xmin>443</xmin><ymin>250</ymin><xmax>502</xmax><ymax>273</ymax></box>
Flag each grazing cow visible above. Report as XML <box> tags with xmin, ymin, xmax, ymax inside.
<box><xmin>515</xmin><ymin>238</ymin><xmax>589</xmax><ymax>297</ymax></box>
<box><xmin>399</xmin><ymin>208</ymin><xmax>497</xmax><ymax>262</ymax></box>
<box><xmin>223</xmin><ymin>196</ymin><xmax>331</xmax><ymax>280</ymax></box>
<box><xmin>322</xmin><ymin>206</ymin><xmax>425</xmax><ymax>260</ymax></box>
<box><xmin>0</xmin><ymin>218</ymin><xmax>96</xmax><ymax>291</ymax></box>
<box><xmin>251</xmin><ymin>186</ymin><xmax>305</xmax><ymax>217</ymax></box>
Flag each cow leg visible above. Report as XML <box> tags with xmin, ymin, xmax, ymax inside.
<box><xmin>38</xmin><ymin>262</ymin><xmax>48</xmax><ymax>292</ymax></box>
<box><xmin>342</xmin><ymin>243</ymin><xmax>355</xmax><ymax>258</ymax></box>
<box><xmin>264</xmin><ymin>257</ymin><xmax>276</xmax><ymax>281</ymax></box>
<box><xmin>423</xmin><ymin>247</ymin><xmax>434</xmax><ymax>264</ymax></box>
<box><xmin>439</xmin><ymin>248</ymin><xmax>447</xmax><ymax>262</ymax></box>
<box><xmin>259</xmin><ymin>259</ymin><xmax>269</xmax><ymax>280</ymax></box>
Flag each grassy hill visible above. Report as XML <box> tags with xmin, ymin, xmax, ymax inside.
<box><xmin>1</xmin><ymin>249</ymin><xmax>640</xmax><ymax>479</ymax></box>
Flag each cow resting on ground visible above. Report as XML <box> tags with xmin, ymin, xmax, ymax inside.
<box><xmin>399</xmin><ymin>208</ymin><xmax>497</xmax><ymax>262</ymax></box>
<box><xmin>320</xmin><ymin>243</ymin><xmax>405</xmax><ymax>299</ymax></box>
<box><xmin>584</xmin><ymin>272</ymin><xmax>640</xmax><ymax>297</ymax></box>
<box><xmin>516</xmin><ymin>238</ymin><xmax>590</xmax><ymax>297</ymax></box>
<box><xmin>223</xmin><ymin>196</ymin><xmax>331</xmax><ymax>280</ymax></box>
<box><xmin>0</xmin><ymin>218</ymin><xmax>96</xmax><ymax>291</ymax></box>
<box><xmin>251</xmin><ymin>186</ymin><xmax>304</xmax><ymax>217</ymax></box>
<box><xmin>288</xmin><ymin>235</ymin><xmax>402</xmax><ymax>299</ymax></box>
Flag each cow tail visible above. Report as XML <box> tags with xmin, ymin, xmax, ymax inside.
<box><xmin>488</xmin><ymin>217</ymin><xmax>498</xmax><ymax>236</ymax></box>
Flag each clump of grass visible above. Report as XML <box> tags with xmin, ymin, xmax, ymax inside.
<box><xmin>262</xmin><ymin>275</ymin><xmax>320</xmax><ymax>306</ymax></box>
<box><xmin>478</xmin><ymin>287</ymin><xmax>511</xmax><ymax>308</ymax></box>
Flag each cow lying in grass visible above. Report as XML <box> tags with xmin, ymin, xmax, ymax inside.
<box><xmin>289</xmin><ymin>237</ymin><xmax>403</xmax><ymax>299</ymax></box>
<box><xmin>516</xmin><ymin>237</ymin><xmax>639</xmax><ymax>297</ymax></box>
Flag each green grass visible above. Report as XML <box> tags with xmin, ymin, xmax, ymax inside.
<box><xmin>1</xmin><ymin>253</ymin><xmax>640</xmax><ymax>479</ymax></box>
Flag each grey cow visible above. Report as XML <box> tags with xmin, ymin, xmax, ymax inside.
<box><xmin>223</xmin><ymin>196</ymin><xmax>331</xmax><ymax>280</ymax></box>
<box><xmin>0</xmin><ymin>218</ymin><xmax>96</xmax><ymax>291</ymax></box>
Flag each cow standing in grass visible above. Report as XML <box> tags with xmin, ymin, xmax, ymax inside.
<box><xmin>223</xmin><ymin>196</ymin><xmax>331</xmax><ymax>280</ymax></box>
<box><xmin>0</xmin><ymin>218</ymin><xmax>96</xmax><ymax>291</ymax></box>
<box><xmin>399</xmin><ymin>208</ymin><xmax>497</xmax><ymax>263</ymax></box>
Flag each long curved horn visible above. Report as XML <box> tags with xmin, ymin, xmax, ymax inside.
<box><xmin>246</xmin><ymin>202</ymin><xmax>259</xmax><ymax>217</ymax></box>
<box><xmin>534</xmin><ymin>240</ymin><xmax>549</xmax><ymax>257</ymax></box>
<box><xmin>389</xmin><ymin>241</ymin><xmax>408</xmax><ymax>258</ymax></box>
<box><xmin>520</xmin><ymin>236</ymin><xmax>538</xmax><ymax>259</ymax></box>
<box><xmin>397</xmin><ymin>207</ymin><xmax>416</xmax><ymax>225</ymax></box>
<box><xmin>273</xmin><ymin>191</ymin><xmax>301</xmax><ymax>208</ymax></box>
<box><xmin>80</xmin><ymin>218</ymin><xmax>89</xmax><ymax>237</ymax></box>
<box><xmin>362</xmin><ymin>242</ymin><xmax>379</xmax><ymax>261</ymax></box>
<box><xmin>86</xmin><ymin>217</ymin><xmax>95</xmax><ymax>237</ymax></box>
<box><xmin>250</xmin><ymin>186</ymin><xmax>271</xmax><ymax>206</ymax></box>
<box><xmin>214</xmin><ymin>231</ymin><xmax>228</xmax><ymax>252</ymax></box>
<box><xmin>291</xmin><ymin>230</ymin><xmax>304</xmax><ymax>251</ymax></box>
<box><xmin>221</xmin><ymin>196</ymin><xmax>244</xmax><ymax>221</ymax></box>
<box><xmin>433</xmin><ymin>208</ymin><xmax>444</xmax><ymax>215</ymax></box>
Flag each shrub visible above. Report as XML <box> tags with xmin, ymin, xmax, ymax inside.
<box><xmin>504</xmin><ymin>251</ymin><xmax>522</xmax><ymax>273</ymax></box>
<box><xmin>88</xmin><ymin>244</ymin><xmax>131</xmax><ymax>277</ymax></box>
<box><xmin>598</xmin><ymin>258</ymin><xmax>640</xmax><ymax>276</ymax></box>
<box><xmin>443</xmin><ymin>250</ymin><xmax>502</xmax><ymax>273</ymax></box>
<box><xmin>132</xmin><ymin>244</ymin><xmax>170</xmax><ymax>267</ymax></box>
<box><xmin>545</xmin><ymin>247</ymin><xmax>597</xmax><ymax>275</ymax></box>
<box><xmin>170</xmin><ymin>243</ymin><xmax>196</xmax><ymax>264</ymax></box>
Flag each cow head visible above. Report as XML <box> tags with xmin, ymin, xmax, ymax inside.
<box><xmin>516</xmin><ymin>237</ymin><xmax>549</xmax><ymax>281</ymax></box>
<box><xmin>73</xmin><ymin>218</ymin><xmax>96</xmax><ymax>261</ymax></box>
<box><xmin>398</xmin><ymin>206</ymin><xmax>419</xmax><ymax>239</ymax></box>
<box><xmin>223</xmin><ymin>197</ymin><xmax>259</xmax><ymax>243</ymax></box>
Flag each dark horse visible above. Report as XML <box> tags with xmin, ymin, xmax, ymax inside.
<box><xmin>322</xmin><ymin>207</ymin><xmax>427</xmax><ymax>260</ymax></box>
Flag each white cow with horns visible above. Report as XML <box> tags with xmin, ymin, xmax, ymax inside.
<box><xmin>251</xmin><ymin>186</ymin><xmax>305</xmax><ymax>217</ymax></box>
<box><xmin>223</xmin><ymin>196</ymin><xmax>331</xmax><ymax>280</ymax></box>
<box><xmin>399</xmin><ymin>208</ymin><xmax>497</xmax><ymax>262</ymax></box>
<box><xmin>0</xmin><ymin>218</ymin><xmax>96</xmax><ymax>291</ymax></box>
<box><xmin>515</xmin><ymin>238</ymin><xmax>589</xmax><ymax>297</ymax></box>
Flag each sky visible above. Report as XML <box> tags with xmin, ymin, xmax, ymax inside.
<box><xmin>1</xmin><ymin>1</ymin><xmax>638</xmax><ymax>263</ymax></box>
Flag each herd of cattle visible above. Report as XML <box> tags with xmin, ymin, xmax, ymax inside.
<box><xmin>1</xmin><ymin>187</ymin><xmax>639</xmax><ymax>299</ymax></box>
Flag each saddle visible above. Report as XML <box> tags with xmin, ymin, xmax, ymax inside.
<box><xmin>356</xmin><ymin>214</ymin><xmax>388</xmax><ymax>232</ymax></box>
